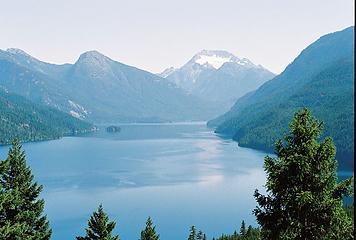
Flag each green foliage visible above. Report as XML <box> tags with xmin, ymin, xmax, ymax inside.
<box><xmin>215</xmin><ymin>221</ymin><xmax>260</xmax><ymax>240</ymax></box>
<box><xmin>211</xmin><ymin>27</ymin><xmax>354</xmax><ymax>170</ymax></box>
<box><xmin>215</xmin><ymin>59</ymin><xmax>354</xmax><ymax>170</ymax></box>
<box><xmin>188</xmin><ymin>226</ymin><xmax>197</xmax><ymax>240</ymax></box>
<box><xmin>254</xmin><ymin>108</ymin><xmax>354</xmax><ymax>239</ymax></box>
<box><xmin>0</xmin><ymin>90</ymin><xmax>94</xmax><ymax>144</ymax></box>
<box><xmin>239</xmin><ymin>220</ymin><xmax>246</xmax><ymax>236</ymax></box>
<box><xmin>76</xmin><ymin>204</ymin><xmax>119</xmax><ymax>240</ymax></box>
<box><xmin>197</xmin><ymin>230</ymin><xmax>207</xmax><ymax>240</ymax></box>
<box><xmin>140</xmin><ymin>217</ymin><xmax>159</xmax><ymax>240</ymax></box>
<box><xmin>0</xmin><ymin>139</ymin><xmax>51</xmax><ymax>239</ymax></box>
<box><xmin>245</xmin><ymin>226</ymin><xmax>260</xmax><ymax>240</ymax></box>
<box><xmin>187</xmin><ymin>226</ymin><xmax>208</xmax><ymax>240</ymax></box>
<box><xmin>344</xmin><ymin>203</ymin><xmax>354</xmax><ymax>222</ymax></box>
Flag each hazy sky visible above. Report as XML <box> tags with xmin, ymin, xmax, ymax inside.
<box><xmin>0</xmin><ymin>0</ymin><xmax>354</xmax><ymax>74</ymax></box>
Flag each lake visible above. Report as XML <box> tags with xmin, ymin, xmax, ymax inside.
<box><xmin>0</xmin><ymin>122</ymin><xmax>336</xmax><ymax>239</ymax></box>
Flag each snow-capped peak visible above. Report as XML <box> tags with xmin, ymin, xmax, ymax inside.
<box><xmin>195</xmin><ymin>54</ymin><xmax>232</xmax><ymax>69</ymax></box>
<box><xmin>190</xmin><ymin>50</ymin><xmax>256</xmax><ymax>70</ymax></box>
<box><xmin>192</xmin><ymin>50</ymin><xmax>234</xmax><ymax>69</ymax></box>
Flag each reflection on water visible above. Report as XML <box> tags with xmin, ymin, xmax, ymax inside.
<box><xmin>0</xmin><ymin>123</ymin><xmax>271</xmax><ymax>239</ymax></box>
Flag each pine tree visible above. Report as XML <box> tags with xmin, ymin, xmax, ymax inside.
<box><xmin>239</xmin><ymin>220</ymin><xmax>246</xmax><ymax>236</ymax></box>
<box><xmin>0</xmin><ymin>139</ymin><xmax>51</xmax><ymax>239</ymax></box>
<box><xmin>254</xmin><ymin>108</ymin><xmax>354</xmax><ymax>239</ymax></box>
<box><xmin>188</xmin><ymin>225</ymin><xmax>197</xmax><ymax>240</ymax></box>
<box><xmin>197</xmin><ymin>230</ymin><xmax>207</xmax><ymax>240</ymax></box>
<box><xmin>140</xmin><ymin>216</ymin><xmax>159</xmax><ymax>240</ymax></box>
<box><xmin>76</xmin><ymin>204</ymin><xmax>119</xmax><ymax>240</ymax></box>
<box><xmin>245</xmin><ymin>226</ymin><xmax>253</xmax><ymax>237</ymax></box>
<box><xmin>245</xmin><ymin>225</ymin><xmax>260</xmax><ymax>240</ymax></box>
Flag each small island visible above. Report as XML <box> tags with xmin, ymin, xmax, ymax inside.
<box><xmin>106</xmin><ymin>125</ymin><xmax>121</xmax><ymax>133</ymax></box>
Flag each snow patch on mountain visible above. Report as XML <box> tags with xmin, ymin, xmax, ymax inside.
<box><xmin>193</xmin><ymin>50</ymin><xmax>258</xmax><ymax>69</ymax></box>
<box><xmin>195</xmin><ymin>54</ymin><xmax>233</xmax><ymax>69</ymax></box>
<box><xmin>162</xmin><ymin>49</ymin><xmax>275</xmax><ymax>107</ymax></box>
<box><xmin>69</xmin><ymin>110</ymin><xmax>82</xmax><ymax>119</ymax></box>
<box><xmin>68</xmin><ymin>100</ymin><xmax>88</xmax><ymax>118</ymax></box>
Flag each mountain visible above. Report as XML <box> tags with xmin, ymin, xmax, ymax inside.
<box><xmin>0</xmin><ymin>89</ymin><xmax>94</xmax><ymax>144</ymax></box>
<box><xmin>158</xmin><ymin>67</ymin><xmax>176</xmax><ymax>78</ymax></box>
<box><xmin>160</xmin><ymin>50</ymin><xmax>275</xmax><ymax>109</ymax></box>
<box><xmin>208</xmin><ymin>26</ymin><xmax>354</xmax><ymax>170</ymax></box>
<box><xmin>0</xmin><ymin>49</ymin><xmax>75</xmax><ymax>115</ymax></box>
<box><xmin>0</xmin><ymin>49</ymin><xmax>219</xmax><ymax>123</ymax></box>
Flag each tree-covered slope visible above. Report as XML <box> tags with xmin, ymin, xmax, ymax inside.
<box><xmin>0</xmin><ymin>89</ymin><xmax>94</xmax><ymax>144</ymax></box>
<box><xmin>208</xmin><ymin>26</ymin><xmax>354</xmax><ymax>170</ymax></box>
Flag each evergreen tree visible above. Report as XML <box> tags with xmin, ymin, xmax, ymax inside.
<box><xmin>344</xmin><ymin>203</ymin><xmax>354</xmax><ymax>221</ymax></box>
<box><xmin>245</xmin><ymin>226</ymin><xmax>253</xmax><ymax>237</ymax></box>
<box><xmin>197</xmin><ymin>230</ymin><xmax>203</xmax><ymax>240</ymax></box>
<box><xmin>239</xmin><ymin>220</ymin><xmax>246</xmax><ymax>236</ymax></box>
<box><xmin>197</xmin><ymin>230</ymin><xmax>207</xmax><ymax>240</ymax></box>
<box><xmin>245</xmin><ymin>225</ymin><xmax>260</xmax><ymax>240</ymax></box>
<box><xmin>140</xmin><ymin>216</ymin><xmax>159</xmax><ymax>240</ymax></box>
<box><xmin>254</xmin><ymin>108</ymin><xmax>354</xmax><ymax>239</ymax></box>
<box><xmin>76</xmin><ymin>204</ymin><xmax>119</xmax><ymax>240</ymax></box>
<box><xmin>188</xmin><ymin>225</ymin><xmax>197</xmax><ymax>240</ymax></box>
<box><xmin>215</xmin><ymin>223</ymin><xmax>261</xmax><ymax>240</ymax></box>
<box><xmin>0</xmin><ymin>139</ymin><xmax>51</xmax><ymax>239</ymax></box>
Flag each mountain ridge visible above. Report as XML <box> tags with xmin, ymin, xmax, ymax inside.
<box><xmin>159</xmin><ymin>49</ymin><xmax>275</xmax><ymax>111</ymax></box>
<box><xmin>208</xmin><ymin>26</ymin><xmax>355</xmax><ymax>170</ymax></box>
<box><xmin>0</xmin><ymin>48</ymin><xmax>220</xmax><ymax>123</ymax></box>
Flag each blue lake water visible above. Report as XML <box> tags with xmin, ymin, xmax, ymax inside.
<box><xmin>0</xmin><ymin>123</ymin><xmax>352</xmax><ymax>239</ymax></box>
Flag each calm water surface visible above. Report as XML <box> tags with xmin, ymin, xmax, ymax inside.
<box><xmin>0</xmin><ymin>123</ymin><xmax>272</xmax><ymax>239</ymax></box>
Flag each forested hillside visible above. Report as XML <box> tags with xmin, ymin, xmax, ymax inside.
<box><xmin>0</xmin><ymin>89</ymin><xmax>94</xmax><ymax>144</ymax></box>
<box><xmin>209</xmin><ymin>27</ymin><xmax>354</xmax><ymax>170</ymax></box>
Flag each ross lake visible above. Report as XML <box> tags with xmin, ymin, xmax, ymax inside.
<box><xmin>0</xmin><ymin>122</ymin><xmax>350</xmax><ymax>240</ymax></box>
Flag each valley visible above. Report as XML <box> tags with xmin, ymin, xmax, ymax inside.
<box><xmin>0</xmin><ymin>0</ymin><xmax>354</xmax><ymax>239</ymax></box>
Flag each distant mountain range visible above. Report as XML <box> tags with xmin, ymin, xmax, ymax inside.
<box><xmin>0</xmin><ymin>49</ymin><xmax>220</xmax><ymax>123</ymax></box>
<box><xmin>0</xmin><ymin>48</ymin><xmax>275</xmax><ymax>124</ymax></box>
<box><xmin>159</xmin><ymin>50</ymin><xmax>275</xmax><ymax>110</ymax></box>
<box><xmin>208</xmin><ymin>26</ymin><xmax>354</xmax><ymax>170</ymax></box>
<box><xmin>1</xmin><ymin>26</ymin><xmax>354</xmax><ymax>162</ymax></box>
<box><xmin>0</xmin><ymin>88</ymin><xmax>94</xmax><ymax>144</ymax></box>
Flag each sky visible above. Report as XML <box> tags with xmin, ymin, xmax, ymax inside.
<box><xmin>0</xmin><ymin>0</ymin><xmax>354</xmax><ymax>74</ymax></box>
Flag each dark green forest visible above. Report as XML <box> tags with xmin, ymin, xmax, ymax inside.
<box><xmin>229</xmin><ymin>59</ymin><xmax>353</xmax><ymax>169</ymax></box>
<box><xmin>0</xmin><ymin>89</ymin><xmax>95</xmax><ymax>144</ymax></box>
<box><xmin>210</xmin><ymin>27</ymin><xmax>354</xmax><ymax>171</ymax></box>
